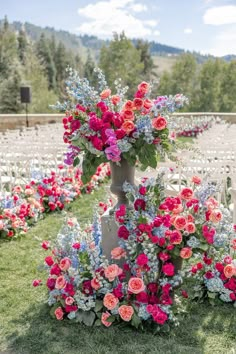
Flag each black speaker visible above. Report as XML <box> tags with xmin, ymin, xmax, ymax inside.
<box><xmin>20</xmin><ymin>86</ymin><xmax>31</xmax><ymax>103</ymax></box>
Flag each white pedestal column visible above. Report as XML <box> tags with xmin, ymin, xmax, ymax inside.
<box><xmin>101</xmin><ymin>208</ymin><xmax>119</xmax><ymax>261</ymax></box>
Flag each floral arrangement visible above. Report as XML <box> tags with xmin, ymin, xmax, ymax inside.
<box><xmin>0</xmin><ymin>164</ymin><xmax>110</xmax><ymax>239</ymax></box>
<box><xmin>58</xmin><ymin>68</ymin><xmax>188</xmax><ymax>183</ymax></box>
<box><xmin>33</xmin><ymin>172</ymin><xmax>233</xmax><ymax>330</ymax></box>
<box><xmin>175</xmin><ymin>116</ymin><xmax>214</xmax><ymax>138</ymax></box>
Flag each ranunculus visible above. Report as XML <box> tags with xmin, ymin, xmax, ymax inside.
<box><xmin>134</xmin><ymin>199</ymin><xmax>146</xmax><ymax>211</ymax></box>
<box><xmin>191</xmin><ymin>176</ymin><xmax>202</xmax><ymax>185</ymax></box>
<box><xmin>162</xmin><ymin>263</ymin><xmax>175</xmax><ymax>276</ymax></box>
<box><xmin>124</xmin><ymin>100</ymin><xmax>134</xmax><ymax>111</ymax></box>
<box><xmin>101</xmin><ymin>311</ymin><xmax>112</xmax><ymax>327</ymax></box>
<box><xmin>70</xmin><ymin>119</ymin><xmax>81</xmax><ymax>132</ymax></box>
<box><xmin>180</xmin><ymin>188</ymin><xmax>194</xmax><ymax>200</ymax></box>
<box><xmin>55</xmin><ymin>275</ymin><xmax>66</xmax><ymax>289</ymax></box>
<box><xmin>55</xmin><ymin>307</ymin><xmax>64</xmax><ymax>320</ymax></box>
<box><xmin>65</xmin><ymin>297</ymin><xmax>74</xmax><ymax>306</ymax></box>
<box><xmin>45</xmin><ymin>256</ymin><xmax>54</xmax><ymax>267</ymax></box>
<box><xmin>32</xmin><ymin>279</ymin><xmax>42</xmax><ymax>287</ymax></box>
<box><xmin>143</xmin><ymin>99</ymin><xmax>153</xmax><ymax>109</ymax></box>
<box><xmin>133</xmin><ymin>98</ymin><xmax>143</xmax><ymax>110</ymax></box>
<box><xmin>100</xmin><ymin>88</ymin><xmax>111</xmax><ymax>99</ymax></box>
<box><xmin>118</xmin><ymin>225</ymin><xmax>129</xmax><ymax>240</ymax></box>
<box><xmin>136</xmin><ymin>291</ymin><xmax>149</xmax><ymax>303</ymax></box>
<box><xmin>104</xmin><ymin>264</ymin><xmax>123</xmax><ymax>282</ymax></box>
<box><xmin>180</xmin><ymin>247</ymin><xmax>193</xmax><ymax>259</ymax></box>
<box><xmin>224</xmin><ymin>264</ymin><xmax>236</xmax><ymax>278</ymax></box>
<box><xmin>41</xmin><ymin>240</ymin><xmax>50</xmax><ymax>250</ymax></box>
<box><xmin>122</xmin><ymin>110</ymin><xmax>134</xmax><ymax>121</ymax></box>
<box><xmin>111</xmin><ymin>247</ymin><xmax>126</xmax><ymax>259</ymax></box>
<box><xmin>111</xmin><ymin>95</ymin><xmax>120</xmax><ymax>105</ymax></box>
<box><xmin>89</xmin><ymin>116</ymin><xmax>103</xmax><ymax>131</ymax></box>
<box><xmin>128</xmin><ymin>277</ymin><xmax>145</xmax><ymax>294</ymax></box>
<box><xmin>147</xmin><ymin>282</ymin><xmax>158</xmax><ymax>293</ymax></box>
<box><xmin>59</xmin><ymin>257</ymin><xmax>72</xmax><ymax>271</ymax></box>
<box><xmin>91</xmin><ymin>277</ymin><xmax>101</xmax><ymax>290</ymax></box>
<box><xmin>118</xmin><ymin>305</ymin><xmax>134</xmax><ymax>322</ymax></box>
<box><xmin>185</xmin><ymin>222</ymin><xmax>196</xmax><ymax>234</ymax></box>
<box><xmin>138</xmin><ymin>81</ymin><xmax>149</xmax><ymax>93</ymax></box>
<box><xmin>103</xmin><ymin>293</ymin><xmax>119</xmax><ymax>310</ymax></box>
<box><xmin>209</xmin><ymin>209</ymin><xmax>222</xmax><ymax>223</ymax></box>
<box><xmin>136</xmin><ymin>253</ymin><xmax>149</xmax><ymax>266</ymax></box>
<box><xmin>121</xmin><ymin>120</ymin><xmax>135</xmax><ymax>134</ymax></box>
<box><xmin>169</xmin><ymin>230</ymin><xmax>182</xmax><ymax>244</ymax></box>
<box><xmin>91</xmin><ymin>136</ymin><xmax>103</xmax><ymax>151</ymax></box>
<box><xmin>152</xmin><ymin>116</ymin><xmax>167</xmax><ymax>130</ymax></box>
<box><xmin>174</xmin><ymin>216</ymin><xmax>187</xmax><ymax>230</ymax></box>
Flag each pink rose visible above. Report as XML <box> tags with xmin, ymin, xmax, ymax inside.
<box><xmin>138</xmin><ymin>81</ymin><xmax>149</xmax><ymax>93</ymax></box>
<box><xmin>41</xmin><ymin>240</ymin><xmax>50</xmax><ymax>250</ymax></box>
<box><xmin>59</xmin><ymin>257</ymin><xmax>72</xmax><ymax>271</ymax></box>
<box><xmin>191</xmin><ymin>176</ymin><xmax>202</xmax><ymax>185</ymax></box>
<box><xmin>174</xmin><ymin>216</ymin><xmax>187</xmax><ymax>230</ymax></box>
<box><xmin>180</xmin><ymin>188</ymin><xmax>194</xmax><ymax>200</ymax></box>
<box><xmin>111</xmin><ymin>95</ymin><xmax>120</xmax><ymax>105</ymax></box>
<box><xmin>143</xmin><ymin>99</ymin><xmax>153</xmax><ymax>109</ymax></box>
<box><xmin>104</xmin><ymin>264</ymin><xmax>123</xmax><ymax>282</ymax></box>
<box><xmin>55</xmin><ymin>275</ymin><xmax>66</xmax><ymax>289</ymax></box>
<box><xmin>91</xmin><ymin>278</ymin><xmax>101</xmax><ymax>290</ymax></box>
<box><xmin>128</xmin><ymin>277</ymin><xmax>145</xmax><ymax>294</ymax></box>
<box><xmin>169</xmin><ymin>230</ymin><xmax>182</xmax><ymax>244</ymax></box>
<box><xmin>55</xmin><ymin>307</ymin><xmax>64</xmax><ymax>320</ymax></box>
<box><xmin>185</xmin><ymin>222</ymin><xmax>196</xmax><ymax>234</ymax></box>
<box><xmin>152</xmin><ymin>116</ymin><xmax>167</xmax><ymax>130</ymax></box>
<box><xmin>65</xmin><ymin>297</ymin><xmax>74</xmax><ymax>306</ymax></box>
<box><xmin>103</xmin><ymin>293</ymin><xmax>119</xmax><ymax>310</ymax></box>
<box><xmin>111</xmin><ymin>247</ymin><xmax>127</xmax><ymax>260</ymax></box>
<box><xmin>209</xmin><ymin>209</ymin><xmax>222</xmax><ymax>223</ymax></box>
<box><xmin>101</xmin><ymin>311</ymin><xmax>112</xmax><ymax>327</ymax></box>
<box><xmin>100</xmin><ymin>88</ymin><xmax>111</xmax><ymax>100</ymax></box>
<box><xmin>118</xmin><ymin>305</ymin><xmax>134</xmax><ymax>322</ymax></box>
<box><xmin>180</xmin><ymin>247</ymin><xmax>193</xmax><ymax>259</ymax></box>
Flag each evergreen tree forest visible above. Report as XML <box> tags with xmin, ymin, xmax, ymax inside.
<box><xmin>1</xmin><ymin>16</ymin><xmax>236</xmax><ymax>113</ymax></box>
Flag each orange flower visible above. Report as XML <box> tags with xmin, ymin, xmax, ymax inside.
<box><xmin>185</xmin><ymin>222</ymin><xmax>196</xmax><ymax>234</ymax></box>
<box><xmin>121</xmin><ymin>120</ymin><xmax>135</xmax><ymax>134</ymax></box>
<box><xmin>59</xmin><ymin>257</ymin><xmax>72</xmax><ymax>271</ymax></box>
<box><xmin>174</xmin><ymin>216</ymin><xmax>187</xmax><ymax>230</ymax></box>
<box><xmin>138</xmin><ymin>81</ymin><xmax>149</xmax><ymax>93</ymax></box>
<box><xmin>133</xmin><ymin>98</ymin><xmax>143</xmax><ymax>110</ymax></box>
<box><xmin>224</xmin><ymin>264</ymin><xmax>236</xmax><ymax>278</ymax></box>
<box><xmin>180</xmin><ymin>247</ymin><xmax>193</xmax><ymax>259</ymax></box>
<box><xmin>143</xmin><ymin>99</ymin><xmax>153</xmax><ymax>109</ymax></box>
<box><xmin>122</xmin><ymin>110</ymin><xmax>135</xmax><ymax>121</ymax></box>
<box><xmin>111</xmin><ymin>95</ymin><xmax>120</xmax><ymax>105</ymax></box>
<box><xmin>55</xmin><ymin>275</ymin><xmax>66</xmax><ymax>289</ymax></box>
<box><xmin>101</xmin><ymin>311</ymin><xmax>112</xmax><ymax>327</ymax></box>
<box><xmin>123</xmin><ymin>100</ymin><xmax>134</xmax><ymax>111</ymax></box>
<box><xmin>100</xmin><ymin>88</ymin><xmax>111</xmax><ymax>99</ymax></box>
<box><xmin>128</xmin><ymin>277</ymin><xmax>145</xmax><ymax>294</ymax></box>
<box><xmin>104</xmin><ymin>264</ymin><xmax>123</xmax><ymax>282</ymax></box>
<box><xmin>111</xmin><ymin>247</ymin><xmax>127</xmax><ymax>260</ymax></box>
<box><xmin>152</xmin><ymin>116</ymin><xmax>167</xmax><ymax>130</ymax></box>
<box><xmin>118</xmin><ymin>305</ymin><xmax>134</xmax><ymax>322</ymax></box>
<box><xmin>103</xmin><ymin>293</ymin><xmax>119</xmax><ymax>310</ymax></box>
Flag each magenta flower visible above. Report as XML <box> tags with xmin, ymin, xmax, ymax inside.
<box><xmin>105</xmin><ymin>145</ymin><xmax>121</xmax><ymax>162</ymax></box>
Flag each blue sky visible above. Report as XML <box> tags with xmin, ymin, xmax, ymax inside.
<box><xmin>1</xmin><ymin>0</ymin><xmax>236</xmax><ymax>56</ymax></box>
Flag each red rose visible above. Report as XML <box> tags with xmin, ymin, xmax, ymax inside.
<box><xmin>181</xmin><ymin>290</ymin><xmax>189</xmax><ymax>298</ymax></box>
<box><xmin>118</xmin><ymin>225</ymin><xmax>129</xmax><ymax>240</ymax></box>
<box><xmin>50</xmin><ymin>264</ymin><xmax>61</xmax><ymax>276</ymax></box>
<box><xmin>230</xmin><ymin>293</ymin><xmax>236</xmax><ymax>301</ymax></box>
<box><xmin>65</xmin><ymin>305</ymin><xmax>78</xmax><ymax>313</ymax></box>
<box><xmin>134</xmin><ymin>199</ymin><xmax>146</xmax><ymax>211</ymax></box>
<box><xmin>91</xmin><ymin>136</ymin><xmax>103</xmax><ymax>151</ymax></box>
<box><xmin>136</xmin><ymin>291</ymin><xmax>148</xmax><ymax>303</ymax></box>
<box><xmin>158</xmin><ymin>252</ymin><xmax>170</xmax><ymax>262</ymax></box>
<box><xmin>70</xmin><ymin>119</ymin><xmax>81</xmax><ymax>132</ymax></box>
<box><xmin>113</xmin><ymin>283</ymin><xmax>123</xmax><ymax>299</ymax></box>
<box><xmin>46</xmin><ymin>277</ymin><xmax>56</xmax><ymax>290</ymax></box>
<box><xmin>153</xmin><ymin>309</ymin><xmax>168</xmax><ymax>325</ymax></box>
<box><xmin>45</xmin><ymin>256</ymin><xmax>54</xmax><ymax>267</ymax></box>
<box><xmin>162</xmin><ymin>263</ymin><xmax>175</xmax><ymax>276</ymax></box>
<box><xmin>139</xmin><ymin>186</ymin><xmax>147</xmax><ymax>195</ymax></box>
<box><xmin>32</xmin><ymin>279</ymin><xmax>42</xmax><ymax>287</ymax></box>
<box><xmin>136</xmin><ymin>253</ymin><xmax>149</xmax><ymax>266</ymax></box>
<box><xmin>115</xmin><ymin>129</ymin><xmax>126</xmax><ymax>139</ymax></box>
<box><xmin>205</xmin><ymin>271</ymin><xmax>214</xmax><ymax>279</ymax></box>
<box><xmin>197</xmin><ymin>262</ymin><xmax>203</xmax><ymax>270</ymax></box>
<box><xmin>215</xmin><ymin>262</ymin><xmax>224</xmax><ymax>273</ymax></box>
<box><xmin>72</xmin><ymin>243</ymin><xmax>81</xmax><ymax>249</ymax></box>
<box><xmin>147</xmin><ymin>282</ymin><xmax>158</xmax><ymax>293</ymax></box>
<box><xmin>89</xmin><ymin>116</ymin><xmax>103</xmax><ymax>131</ymax></box>
<box><xmin>41</xmin><ymin>240</ymin><xmax>50</xmax><ymax>250</ymax></box>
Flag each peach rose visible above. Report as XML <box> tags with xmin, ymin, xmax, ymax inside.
<box><xmin>55</xmin><ymin>275</ymin><xmax>66</xmax><ymax>289</ymax></box>
<box><xmin>59</xmin><ymin>257</ymin><xmax>72</xmax><ymax>271</ymax></box>
<box><xmin>174</xmin><ymin>216</ymin><xmax>187</xmax><ymax>230</ymax></box>
<box><xmin>123</xmin><ymin>100</ymin><xmax>134</xmax><ymax>111</ymax></box>
<box><xmin>180</xmin><ymin>247</ymin><xmax>193</xmax><ymax>259</ymax></box>
<box><xmin>101</xmin><ymin>311</ymin><xmax>112</xmax><ymax>327</ymax></box>
<box><xmin>65</xmin><ymin>297</ymin><xmax>74</xmax><ymax>306</ymax></box>
<box><xmin>104</xmin><ymin>264</ymin><xmax>123</xmax><ymax>282</ymax></box>
<box><xmin>138</xmin><ymin>81</ymin><xmax>149</xmax><ymax>93</ymax></box>
<box><xmin>55</xmin><ymin>307</ymin><xmax>64</xmax><ymax>320</ymax></box>
<box><xmin>111</xmin><ymin>247</ymin><xmax>127</xmax><ymax>260</ymax></box>
<box><xmin>103</xmin><ymin>293</ymin><xmax>119</xmax><ymax>310</ymax></box>
<box><xmin>91</xmin><ymin>277</ymin><xmax>101</xmax><ymax>290</ymax></box>
<box><xmin>118</xmin><ymin>305</ymin><xmax>134</xmax><ymax>322</ymax></box>
<box><xmin>143</xmin><ymin>99</ymin><xmax>153</xmax><ymax>109</ymax></box>
<box><xmin>191</xmin><ymin>176</ymin><xmax>202</xmax><ymax>185</ymax></box>
<box><xmin>152</xmin><ymin>116</ymin><xmax>167</xmax><ymax>130</ymax></box>
<box><xmin>100</xmin><ymin>88</ymin><xmax>111</xmax><ymax>99</ymax></box>
<box><xmin>111</xmin><ymin>95</ymin><xmax>120</xmax><ymax>105</ymax></box>
<box><xmin>205</xmin><ymin>197</ymin><xmax>218</xmax><ymax>210</ymax></box>
<box><xmin>128</xmin><ymin>277</ymin><xmax>145</xmax><ymax>294</ymax></box>
<box><xmin>169</xmin><ymin>230</ymin><xmax>182</xmax><ymax>245</ymax></box>
<box><xmin>172</xmin><ymin>204</ymin><xmax>183</xmax><ymax>214</ymax></box>
<box><xmin>121</xmin><ymin>120</ymin><xmax>135</xmax><ymax>134</ymax></box>
<box><xmin>185</xmin><ymin>222</ymin><xmax>196</xmax><ymax>234</ymax></box>
<box><xmin>224</xmin><ymin>264</ymin><xmax>236</xmax><ymax>278</ymax></box>
<box><xmin>133</xmin><ymin>98</ymin><xmax>143</xmax><ymax>110</ymax></box>
<box><xmin>209</xmin><ymin>209</ymin><xmax>222</xmax><ymax>223</ymax></box>
<box><xmin>180</xmin><ymin>187</ymin><xmax>194</xmax><ymax>200</ymax></box>
<box><xmin>122</xmin><ymin>110</ymin><xmax>135</xmax><ymax>121</ymax></box>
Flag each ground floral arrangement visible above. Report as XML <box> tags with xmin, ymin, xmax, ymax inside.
<box><xmin>0</xmin><ymin>164</ymin><xmax>110</xmax><ymax>240</ymax></box>
<box><xmin>56</xmin><ymin>67</ymin><xmax>188</xmax><ymax>183</ymax></box>
<box><xmin>176</xmin><ymin>116</ymin><xmax>214</xmax><ymax>138</ymax></box>
<box><xmin>33</xmin><ymin>172</ymin><xmax>236</xmax><ymax>331</ymax></box>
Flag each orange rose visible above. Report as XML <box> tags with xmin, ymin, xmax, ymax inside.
<box><xmin>55</xmin><ymin>307</ymin><xmax>64</xmax><ymax>320</ymax></box>
<box><xmin>59</xmin><ymin>257</ymin><xmax>72</xmax><ymax>271</ymax></box>
<box><xmin>191</xmin><ymin>175</ymin><xmax>202</xmax><ymax>185</ymax></box>
<box><xmin>143</xmin><ymin>99</ymin><xmax>153</xmax><ymax>109</ymax></box>
<box><xmin>111</xmin><ymin>95</ymin><xmax>120</xmax><ymax>105</ymax></box>
<box><xmin>111</xmin><ymin>247</ymin><xmax>127</xmax><ymax>259</ymax></box>
<box><xmin>121</xmin><ymin>120</ymin><xmax>135</xmax><ymax>134</ymax></box>
<box><xmin>180</xmin><ymin>247</ymin><xmax>193</xmax><ymax>259</ymax></box>
<box><xmin>223</xmin><ymin>264</ymin><xmax>236</xmax><ymax>278</ymax></box>
<box><xmin>180</xmin><ymin>187</ymin><xmax>194</xmax><ymax>200</ymax></box>
<box><xmin>118</xmin><ymin>305</ymin><xmax>134</xmax><ymax>322</ymax></box>
<box><xmin>123</xmin><ymin>100</ymin><xmax>134</xmax><ymax>111</ymax></box>
<box><xmin>103</xmin><ymin>293</ymin><xmax>119</xmax><ymax>310</ymax></box>
<box><xmin>205</xmin><ymin>197</ymin><xmax>218</xmax><ymax>210</ymax></box>
<box><xmin>100</xmin><ymin>88</ymin><xmax>111</xmax><ymax>99</ymax></box>
<box><xmin>152</xmin><ymin>116</ymin><xmax>167</xmax><ymax>130</ymax></box>
<box><xmin>138</xmin><ymin>81</ymin><xmax>149</xmax><ymax>93</ymax></box>
<box><xmin>101</xmin><ymin>311</ymin><xmax>112</xmax><ymax>327</ymax></box>
<box><xmin>133</xmin><ymin>98</ymin><xmax>143</xmax><ymax>110</ymax></box>
<box><xmin>104</xmin><ymin>264</ymin><xmax>123</xmax><ymax>282</ymax></box>
<box><xmin>209</xmin><ymin>209</ymin><xmax>222</xmax><ymax>223</ymax></box>
<box><xmin>128</xmin><ymin>277</ymin><xmax>145</xmax><ymax>294</ymax></box>
<box><xmin>55</xmin><ymin>275</ymin><xmax>66</xmax><ymax>289</ymax></box>
<box><xmin>122</xmin><ymin>110</ymin><xmax>135</xmax><ymax>121</ymax></box>
<box><xmin>185</xmin><ymin>222</ymin><xmax>196</xmax><ymax>234</ymax></box>
<box><xmin>91</xmin><ymin>277</ymin><xmax>101</xmax><ymax>290</ymax></box>
<box><xmin>65</xmin><ymin>297</ymin><xmax>74</xmax><ymax>306</ymax></box>
<box><xmin>174</xmin><ymin>216</ymin><xmax>187</xmax><ymax>230</ymax></box>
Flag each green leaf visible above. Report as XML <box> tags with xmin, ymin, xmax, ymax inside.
<box><xmin>94</xmin><ymin>319</ymin><xmax>102</xmax><ymax>327</ymax></box>
<box><xmin>94</xmin><ymin>300</ymin><xmax>103</xmax><ymax>313</ymax></box>
<box><xmin>197</xmin><ymin>243</ymin><xmax>209</xmax><ymax>251</ymax></box>
<box><xmin>82</xmin><ymin>311</ymin><xmax>96</xmax><ymax>327</ymax></box>
<box><xmin>131</xmin><ymin>312</ymin><xmax>141</xmax><ymax>329</ymax></box>
<box><xmin>105</xmin><ymin>315</ymin><xmax>116</xmax><ymax>323</ymax></box>
<box><xmin>73</xmin><ymin>156</ymin><xmax>80</xmax><ymax>167</ymax></box>
<box><xmin>207</xmin><ymin>291</ymin><xmax>216</xmax><ymax>299</ymax></box>
<box><xmin>75</xmin><ymin>310</ymin><xmax>84</xmax><ymax>323</ymax></box>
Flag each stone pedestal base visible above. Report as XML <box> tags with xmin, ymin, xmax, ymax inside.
<box><xmin>101</xmin><ymin>208</ymin><xmax>119</xmax><ymax>261</ymax></box>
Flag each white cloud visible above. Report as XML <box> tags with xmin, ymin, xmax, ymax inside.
<box><xmin>184</xmin><ymin>28</ymin><xmax>192</xmax><ymax>34</ymax></box>
<box><xmin>77</xmin><ymin>0</ymin><xmax>159</xmax><ymax>38</ymax></box>
<box><xmin>203</xmin><ymin>5</ymin><xmax>236</xmax><ymax>25</ymax></box>
<box><xmin>153</xmin><ymin>30</ymin><xmax>161</xmax><ymax>36</ymax></box>
<box><xmin>206</xmin><ymin>26</ymin><xmax>236</xmax><ymax>56</ymax></box>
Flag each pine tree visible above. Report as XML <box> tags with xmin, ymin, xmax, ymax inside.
<box><xmin>83</xmin><ymin>50</ymin><xmax>96</xmax><ymax>85</ymax></box>
<box><xmin>220</xmin><ymin>61</ymin><xmax>236</xmax><ymax>112</ymax></box>
<box><xmin>135</xmin><ymin>39</ymin><xmax>158</xmax><ymax>81</ymax></box>
<box><xmin>17</xmin><ymin>26</ymin><xmax>28</xmax><ymax>65</ymax></box>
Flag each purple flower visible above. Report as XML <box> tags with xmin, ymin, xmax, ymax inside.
<box><xmin>105</xmin><ymin>128</ymin><xmax>117</xmax><ymax>146</ymax></box>
<box><xmin>105</xmin><ymin>145</ymin><xmax>121</xmax><ymax>162</ymax></box>
<box><xmin>64</xmin><ymin>145</ymin><xmax>80</xmax><ymax>165</ymax></box>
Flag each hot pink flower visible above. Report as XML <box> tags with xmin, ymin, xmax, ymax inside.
<box><xmin>136</xmin><ymin>253</ymin><xmax>149</xmax><ymax>266</ymax></box>
<box><xmin>162</xmin><ymin>263</ymin><xmax>175</xmax><ymax>276</ymax></box>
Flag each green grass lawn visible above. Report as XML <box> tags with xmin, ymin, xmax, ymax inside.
<box><xmin>0</xmin><ymin>185</ymin><xmax>235</xmax><ymax>354</ymax></box>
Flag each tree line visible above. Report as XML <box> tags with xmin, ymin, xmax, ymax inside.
<box><xmin>1</xmin><ymin>16</ymin><xmax>236</xmax><ymax>113</ymax></box>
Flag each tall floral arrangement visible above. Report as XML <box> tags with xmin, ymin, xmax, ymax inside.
<box><xmin>57</xmin><ymin>68</ymin><xmax>187</xmax><ymax>183</ymax></box>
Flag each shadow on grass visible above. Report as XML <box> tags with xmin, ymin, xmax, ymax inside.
<box><xmin>5</xmin><ymin>301</ymin><xmax>236</xmax><ymax>354</ymax></box>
